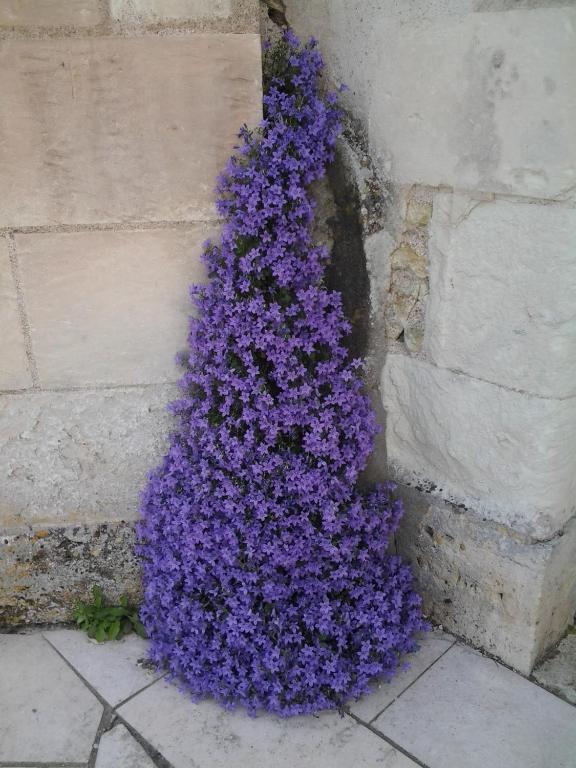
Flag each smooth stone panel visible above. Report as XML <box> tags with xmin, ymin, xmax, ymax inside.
<box><xmin>17</xmin><ymin>228</ymin><xmax>210</xmax><ymax>387</ymax></box>
<box><xmin>426</xmin><ymin>194</ymin><xmax>576</xmax><ymax>398</ymax></box>
<box><xmin>95</xmin><ymin>724</ymin><xmax>156</xmax><ymax>768</ymax></box>
<box><xmin>0</xmin><ymin>238</ymin><xmax>31</xmax><ymax>390</ymax></box>
<box><xmin>0</xmin><ymin>634</ymin><xmax>102</xmax><ymax>763</ymax></box>
<box><xmin>350</xmin><ymin>629</ymin><xmax>455</xmax><ymax>722</ymax></box>
<box><xmin>382</xmin><ymin>354</ymin><xmax>576</xmax><ymax>539</ymax></box>
<box><xmin>374</xmin><ymin>644</ymin><xmax>576</xmax><ymax>768</ymax></box>
<box><xmin>111</xmin><ymin>0</ymin><xmax>232</xmax><ymax>23</ymax></box>
<box><xmin>0</xmin><ymin>35</ymin><xmax>261</xmax><ymax>227</ymax></box>
<box><xmin>0</xmin><ymin>385</ymin><xmax>176</xmax><ymax>527</ymax></box>
<box><xmin>118</xmin><ymin>680</ymin><xmax>420</xmax><ymax>768</ymax></box>
<box><xmin>44</xmin><ymin>629</ymin><xmax>160</xmax><ymax>706</ymax></box>
<box><xmin>0</xmin><ymin>0</ymin><xmax>102</xmax><ymax>27</ymax></box>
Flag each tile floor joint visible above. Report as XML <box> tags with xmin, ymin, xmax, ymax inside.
<box><xmin>347</xmin><ymin>712</ymin><xmax>431</xmax><ymax>768</ymax></box>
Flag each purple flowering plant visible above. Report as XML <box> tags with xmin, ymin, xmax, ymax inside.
<box><xmin>138</xmin><ymin>31</ymin><xmax>427</xmax><ymax>716</ymax></box>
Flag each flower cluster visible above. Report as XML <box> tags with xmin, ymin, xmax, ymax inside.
<box><xmin>138</xmin><ymin>31</ymin><xmax>427</xmax><ymax>716</ymax></box>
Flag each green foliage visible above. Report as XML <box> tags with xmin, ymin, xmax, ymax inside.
<box><xmin>74</xmin><ymin>586</ymin><xmax>147</xmax><ymax>643</ymax></box>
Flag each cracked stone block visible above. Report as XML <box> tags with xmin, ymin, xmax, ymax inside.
<box><xmin>0</xmin><ymin>35</ymin><xmax>261</xmax><ymax>227</ymax></box>
<box><xmin>0</xmin><ymin>385</ymin><xmax>176</xmax><ymax>528</ymax></box>
<box><xmin>95</xmin><ymin>724</ymin><xmax>156</xmax><ymax>768</ymax></box>
<box><xmin>0</xmin><ymin>634</ymin><xmax>103</xmax><ymax>763</ymax></box>
<box><xmin>118</xmin><ymin>680</ymin><xmax>420</xmax><ymax>768</ymax></box>
<box><xmin>44</xmin><ymin>630</ymin><xmax>160</xmax><ymax>707</ymax></box>
<box><xmin>373</xmin><ymin>644</ymin><xmax>576</xmax><ymax>768</ymax></box>
<box><xmin>382</xmin><ymin>353</ymin><xmax>576</xmax><ymax>539</ymax></box>
<box><xmin>426</xmin><ymin>193</ymin><xmax>576</xmax><ymax>398</ymax></box>
<box><xmin>0</xmin><ymin>521</ymin><xmax>141</xmax><ymax>624</ymax></box>
<box><xmin>0</xmin><ymin>238</ymin><xmax>31</xmax><ymax>391</ymax></box>
<box><xmin>533</xmin><ymin>634</ymin><xmax>576</xmax><ymax>706</ymax></box>
<box><xmin>0</xmin><ymin>0</ymin><xmax>102</xmax><ymax>27</ymax></box>
<box><xmin>16</xmin><ymin>228</ymin><xmax>211</xmax><ymax>387</ymax></box>
<box><xmin>367</xmin><ymin>8</ymin><xmax>576</xmax><ymax>197</ymax></box>
<box><xmin>395</xmin><ymin>485</ymin><xmax>576</xmax><ymax>674</ymax></box>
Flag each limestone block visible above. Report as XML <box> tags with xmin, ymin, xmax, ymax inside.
<box><xmin>0</xmin><ymin>0</ymin><xmax>102</xmax><ymax>27</ymax></box>
<box><xmin>0</xmin><ymin>521</ymin><xmax>141</xmax><ymax>625</ymax></box>
<box><xmin>426</xmin><ymin>194</ymin><xmax>576</xmax><ymax>398</ymax></box>
<box><xmin>0</xmin><ymin>239</ymin><xmax>31</xmax><ymax>391</ymax></box>
<box><xmin>381</xmin><ymin>354</ymin><xmax>576</xmax><ymax>538</ymax></box>
<box><xmin>368</xmin><ymin>8</ymin><xmax>576</xmax><ymax>197</ymax></box>
<box><xmin>395</xmin><ymin>485</ymin><xmax>576</xmax><ymax>674</ymax></box>
<box><xmin>111</xmin><ymin>0</ymin><xmax>232</xmax><ymax>24</ymax></box>
<box><xmin>0</xmin><ymin>35</ymin><xmax>262</xmax><ymax>227</ymax></box>
<box><xmin>17</xmin><ymin>228</ymin><xmax>211</xmax><ymax>387</ymax></box>
<box><xmin>0</xmin><ymin>385</ymin><xmax>176</xmax><ymax>528</ymax></box>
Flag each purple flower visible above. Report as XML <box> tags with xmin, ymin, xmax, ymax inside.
<box><xmin>137</xmin><ymin>32</ymin><xmax>427</xmax><ymax>717</ymax></box>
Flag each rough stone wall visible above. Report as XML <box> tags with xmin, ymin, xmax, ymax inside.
<box><xmin>0</xmin><ymin>0</ymin><xmax>261</xmax><ymax>624</ymax></box>
<box><xmin>286</xmin><ymin>0</ymin><xmax>576</xmax><ymax>673</ymax></box>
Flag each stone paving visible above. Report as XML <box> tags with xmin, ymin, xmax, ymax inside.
<box><xmin>1</xmin><ymin>628</ymin><xmax>575</xmax><ymax>768</ymax></box>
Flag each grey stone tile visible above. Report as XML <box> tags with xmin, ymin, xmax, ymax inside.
<box><xmin>95</xmin><ymin>723</ymin><xmax>156</xmax><ymax>768</ymax></box>
<box><xmin>349</xmin><ymin>629</ymin><xmax>455</xmax><ymax>722</ymax></box>
<box><xmin>118</xmin><ymin>679</ymin><xmax>420</xmax><ymax>768</ymax></box>
<box><xmin>0</xmin><ymin>633</ymin><xmax>102</xmax><ymax>763</ymax></box>
<box><xmin>44</xmin><ymin>629</ymin><xmax>161</xmax><ymax>707</ymax></box>
<box><xmin>374</xmin><ymin>643</ymin><xmax>576</xmax><ymax>768</ymax></box>
<box><xmin>533</xmin><ymin>634</ymin><xmax>576</xmax><ymax>705</ymax></box>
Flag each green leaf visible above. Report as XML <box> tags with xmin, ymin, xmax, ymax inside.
<box><xmin>133</xmin><ymin>619</ymin><xmax>147</xmax><ymax>639</ymax></box>
<box><xmin>92</xmin><ymin>585</ymin><xmax>104</xmax><ymax>608</ymax></box>
<box><xmin>94</xmin><ymin>624</ymin><xmax>107</xmax><ymax>643</ymax></box>
<box><xmin>108</xmin><ymin>620</ymin><xmax>121</xmax><ymax>640</ymax></box>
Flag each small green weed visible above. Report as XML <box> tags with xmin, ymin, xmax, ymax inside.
<box><xmin>74</xmin><ymin>586</ymin><xmax>147</xmax><ymax>642</ymax></box>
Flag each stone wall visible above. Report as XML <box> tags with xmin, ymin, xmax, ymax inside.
<box><xmin>0</xmin><ymin>0</ymin><xmax>261</xmax><ymax>624</ymax></box>
<box><xmin>286</xmin><ymin>0</ymin><xmax>576</xmax><ymax>673</ymax></box>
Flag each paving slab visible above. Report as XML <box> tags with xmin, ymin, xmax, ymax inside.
<box><xmin>95</xmin><ymin>723</ymin><xmax>156</xmax><ymax>768</ymax></box>
<box><xmin>118</xmin><ymin>678</ymin><xmax>420</xmax><ymax>768</ymax></box>
<box><xmin>0</xmin><ymin>633</ymin><xmax>102</xmax><ymax>763</ymax></box>
<box><xmin>533</xmin><ymin>633</ymin><xmax>576</xmax><ymax>706</ymax></box>
<box><xmin>349</xmin><ymin>628</ymin><xmax>455</xmax><ymax>722</ymax></box>
<box><xmin>374</xmin><ymin>643</ymin><xmax>576</xmax><ymax>768</ymax></box>
<box><xmin>44</xmin><ymin>629</ymin><xmax>161</xmax><ymax>707</ymax></box>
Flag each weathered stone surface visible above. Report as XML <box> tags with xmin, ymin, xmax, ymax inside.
<box><xmin>111</xmin><ymin>0</ymin><xmax>232</xmax><ymax>23</ymax></box>
<box><xmin>350</xmin><ymin>629</ymin><xmax>455</xmax><ymax>723</ymax></box>
<box><xmin>533</xmin><ymin>634</ymin><xmax>576</xmax><ymax>706</ymax></box>
<box><xmin>44</xmin><ymin>630</ymin><xmax>160</xmax><ymax>706</ymax></box>
<box><xmin>371</xmin><ymin>7</ymin><xmax>576</xmax><ymax>197</ymax></box>
<box><xmin>0</xmin><ymin>35</ymin><xmax>261</xmax><ymax>227</ymax></box>
<box><xmin>119</xmin><ymin>680</ymin><xmax>419</xmax><ymax>768</ymax></box>
<box><xmin>382</xmin><ymin>354</ymin><xmax>576</xmax><ymax>539</ymax></box>
<box><xmin>395</xmin><ymin>485</ymin><xmax>576</xmax><ymax>674</ymax></box>
<box><xmin>373</xmin><ymin>644</ymin><xmax>576</xmax><ymax>768</ymax></box>
<box><xmin>0</xmin><ymin>385</ymin><xmax>175</xmax><ymax>528</ymax></box>
<box><xmin>0</xmin><ymin>238</ymin><xmax>31</xmax><ymax>391</ymax></box>
<box><xmin>0</xmin><ymin>0</ymin><xmax>102</xmax><ymax>27</ymax></box>
<box><xmin>17</xmin><ymin>228</ymin><xmax>210</xmax><ymax>387</ymax></box>
<box><xmin>427</xmin><ymin>194</ymin><xmax>576</xmax><ymax>398</ymax></box>
<box><xmin>290</xmin><ymin>5</ymin><xmax>576</xmax><ymax>198</ymax></box>
<box><xmin>96</xmin><ymin>724</ymin><xmax>156</xmax><ymax>768</ymax></box>
<box><xmin>0</xmin><ymin>521</ymin><xmax>141</xmax><ymax>625</ymax></box>
<box><xmin>0</xmin><ymin>634</ymin><xmax>102</xmax><ymax>763</ymax></box>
